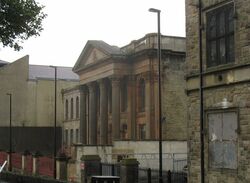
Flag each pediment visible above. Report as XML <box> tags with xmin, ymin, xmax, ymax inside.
<box><xmin>73</xmin><ymin>40</ymin><xmax>122</xmax><ymax>73</ymax></box>
<box><xmin>84</xmin><ymin>47</ymin><xmax>108</xmax><ymax>66</ymax></box>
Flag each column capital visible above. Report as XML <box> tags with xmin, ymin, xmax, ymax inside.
<box><xmin>127</xmin><ymin>75</ymin><xmax>136</xmax><ymax>82</ymax></box>
<box><xmin>142</xmin><ymin>71</ymin><xmax>151</xmax><ymax>82</ymax></box>
<box><xmin>110</xmin><ymin>75</ymin><xmax>122</xmax><ymax>87</ymax></box>
<box><xmin>79</xmin><ymin>85</ymin><xmax>87</xmax><ymax>92</ymax></box>
<box><xmin>98</xmin><ymin>78</ymin><xmax>108</xmax><ymax>90</ymax></box>
<box><xmin>87</xmin><ymin>82</ymin><xmax>97</xmax><ymax>93</ymax></box>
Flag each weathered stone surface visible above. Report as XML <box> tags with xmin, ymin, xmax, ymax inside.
<box><xmin>186</xmin><ymin>0</ymin><xmax>250</xmax><ymax>182</ymax></box>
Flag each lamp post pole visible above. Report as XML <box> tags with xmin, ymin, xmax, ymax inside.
<box><xmin>50</xmin><ymin>66</ymin><xmax>57</xmax><ymax>179</ymax></box>
<box><xmin>149</xmin><ymin>8</ymin><xmax>162</xmax><ymax>183</ymax></box>
<box><xmin>6</xmin><ymin>93</ymin><xmax>12</xmax><ymax>172</ymax></box>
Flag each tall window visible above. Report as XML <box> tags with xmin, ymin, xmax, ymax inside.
<box><xmin>70</xmin><ymin>98</ymin><xmax>74</xmax><ymax>119</ymax></box>
<box><xmin>121</xmin><ymin>80</ymin><xmax>128</xmax><ymax>112</ymax></box>
<box><xmin>208</xmin><ymin>111</ymin><xmax>237</xmax><ymax>169</ymax></box>
<box><xmin>65</xmin><ymin>99</ymin><xmax>68</xmax><ymax>120</ymax></box>
<box><xmin>70</xmin><ymin>129</ymin><xmax>73</xmax><ymax>145</ymax></box>
<box><xmin>206</xmin><ymin>3</ymin><xmax>234</xmax><ymax>67</ymax></box>
<box><xmin>138</xmin><ymin>79</ymin><xmax>145</xmax><ymax>112</ymax></box>
<box><xmin>76</xmin><ymin>96</ymin><xmax>79</xmax><ymax>119</ymax></box>
<box><xmin>76</xmin><ymin>129</ymin><xmax>79</xmax><ymax>143</ymax></box>
<box><xmin>65</xmin><ymin>129</ymin><xmax>68</xmax><ymax>146</ymax></box>
<box><xmin>139</xmin><ymin>124</ymin><xmax>146</xmax><ymax>140</ymax></box>
<box><xmin>108</xmin><ymin>85</ymin><xmax>112</xmax><ymax>113</ymax></box>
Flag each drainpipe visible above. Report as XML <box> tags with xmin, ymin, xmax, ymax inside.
<box><xmin>198</xmin><ymin>0</ymin><xmax>205</xmax><ymax>183</ymax></box>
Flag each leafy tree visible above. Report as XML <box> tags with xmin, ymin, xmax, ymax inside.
<box><xmin>0</xmin><ymin>0</ymin><xmax>47</xmax><ymax>50</ymax></box>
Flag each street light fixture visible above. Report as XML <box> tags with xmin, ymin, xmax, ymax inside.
<box><xmin>148</xmin><ymin>8</ymin><xmax>163</xmax><ymax>183</ymax></box>
<box><xmin>50</xmin><ymin>65</ymin><xmax>57</xmax><ymax>179</ymax></box>
<box><xmin>6</xmin><ymin>93</ymin><xmax>12</xmax><ymax>172</ymax></box>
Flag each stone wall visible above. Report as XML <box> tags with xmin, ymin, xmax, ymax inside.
<box><xmin>162</xmin><ymin>54</ymin><xmax>187</xmax><ymax>140</ymax></box>
<box><xmin>186</xmin><ymin>0</ymin><xmax>250</xmax><ymax>182</ymax></box>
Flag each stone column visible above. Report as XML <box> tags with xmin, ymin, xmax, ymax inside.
<box><xmin>80</xmin><ymin>85</ymin><xmax>87</xmax><ymax>144</ymax></box>
<box><xmin>88</xmin><ymin>82</ymin><xmax>97</xmax><ymax>145</ymax></box>
<box><xmin>111</xmin><ymin>76</ymin><xmax>121</xmax><ymax>141</ymax></box>
<box><xmin>99</xmin><ymin>79</ymin><xmax>108</xmax><ymax>145</ymax></box>
<box><xmin>127</xmin><ymin>75</ymin><xmax>136</xmax><ymax>139</ymax></box>
<box><xmin>145</xmin><ymin>72</ymin><xmax>152</xmax><ymax>139</ymax></box>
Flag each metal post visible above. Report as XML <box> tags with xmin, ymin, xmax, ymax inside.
<box><xmin>50</xmin><ymin>66</ymin><xmax>57</xmax><ymax>179</ymax></box>
<box><xmin>6</xmin><ymin>93</ymin><xmax>12</xmax><ymax>172</ymax></box>
<box><xmin>149</xmin><ymin>8</ymin><xmax>162</xmax><ymax>183</ymax></box>
<box><xmin>198</xmin><ymin>0</ymin><xmax>205</xmax><ymax>183</ymax></box>
<box><xmin>147</xmin><ymin>168</ymin><xmax>151</xmax><ymax>183</ymax></box>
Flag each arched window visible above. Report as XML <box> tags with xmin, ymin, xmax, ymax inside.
<box><xmin>70</xmin><ymin>98</ymin><xmax>74</xmax><ymax>119</ymax></box>
<box><xmin>65</xmin><ymin>99</ymin><xmax>68</xmax><ymax>120</ymax></box>
<box><xmin>139</xmin><ymin>79</ymin><xmax>145</xmax><ymax>112</ymax></box>
<box><xmin>76</xmin><ymin>96</ymin><xmax>79</xmax><ymax>119</ymax></box>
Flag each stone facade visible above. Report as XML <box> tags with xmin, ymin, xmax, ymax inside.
<box><xmin>186</xmin><ymin>0</ymin><xmax>250</xmax><ymax>182</ymax></box>
<box><xmin>62</xmin><ymin>33</ymin><xmax>187</xmax><ymax>148</ymax></box>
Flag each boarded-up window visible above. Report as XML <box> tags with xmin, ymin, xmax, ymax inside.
<box><xmin>208</xmin><ymin>111</ymin><xmax>237</xmax><ymax>169</ymax></box>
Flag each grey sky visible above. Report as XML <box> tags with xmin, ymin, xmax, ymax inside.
<box><xmin>0</xmin><ymin>0</ymin><xmax>185</xmax><ymax>67</ymax></box>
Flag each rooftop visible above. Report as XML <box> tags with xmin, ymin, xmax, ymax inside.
<box><xmin>29</xmin><ymin>65</ymin><xmax>79</xmax><ymax>81</ymax></box>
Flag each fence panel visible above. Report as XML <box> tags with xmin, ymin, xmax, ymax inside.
<box><xmin>12</xmin><ymin>153</ymin><xmax>22</xmax><ymax>169</ymax></box>
<box><xmin>0</xmin><ymin>152</ymin><xmax>8</xmax><ymax>165</ymax></box>
<box><xmin>38</xmin><ymin>156</ymin><xmax>54</xmax><ymax>177</ymax></box>
<box><xmin>101</xmin><ymin>163</ymin><xmax>120</xmax><ymax>176</ymax></box>
<box><xmin>25</xmin><ymin>155</ymin><xmax>33</xmax><ymax>174</ymax></box>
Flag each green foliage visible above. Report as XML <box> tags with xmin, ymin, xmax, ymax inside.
<box><xmin>0</xmin><ymin>0</ymin><xmax>47</xmax><ymax>50</ymax></box>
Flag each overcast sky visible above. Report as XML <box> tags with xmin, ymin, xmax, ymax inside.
<box><xmin>0</xmin><ymin>0</ymin><xmax>185</xmax><ymax>67</ymax></box>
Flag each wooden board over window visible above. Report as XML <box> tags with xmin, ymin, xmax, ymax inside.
<box><xmin>208</xmin><ymin>111</ymin><xmax>238</xmax><ymax>169</ymax></box>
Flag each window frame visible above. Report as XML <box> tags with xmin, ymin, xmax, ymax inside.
<box><xmin>138</xmin><ymin>79</ymin><xmax>145</xmax><ymax>112</ymax></box>
<box><xmin>70</xmin><ymin>98</ymin><xmax>74</xmax><ymax>119</ymax></box>
<box><xmin>65</xmin><ymin>99</ymin><xmax>69</xmax><ymax>120</ymax></box>
<box><xmin>206</xmin><ymin>2</ymin><xmax>235</xmax><ymax>68</ymax></box>
<box><xmin>206</xmin><ymin>108</ymin><xmax>239</xmax><ymax>170</ymax></box>
<box><xmin>76</xmin><ymin>96</ymin><xmax>79</xmax><ymax>119</ymax></box>
<box><xmin>139</xmin><ymin>124</ymin><xmax>146</xmax><ymax>140</ymax></box>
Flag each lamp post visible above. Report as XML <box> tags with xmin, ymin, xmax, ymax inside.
<box><xmin>50</xmin><ymin>66</ymin><xmax>57</xmax><ymax>179</ymax></box>
<box><xmin>6</xmin><ymin>93</ymin><xmax>12</xmax><ymax>172</ymax></box>
<box><xmin>149</xmin><ymin>8</ymin><xmax>162</xmax><ymax>183</ymax></box>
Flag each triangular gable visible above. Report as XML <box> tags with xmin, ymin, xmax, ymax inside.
<box><xmin>84</xmin><ymin>47</ymin><xmax>109</xmax><ymax>66</ymax></box>
<box><xmin>73</xmin><ymin>40</ymin><xmax>122</xmax><ymax>73</ymax></box>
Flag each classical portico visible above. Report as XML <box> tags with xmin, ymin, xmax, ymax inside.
<box><xmin>72</xmin><ymin>38</ymin><xmax>160</xmax><ymax>145</ymax></box>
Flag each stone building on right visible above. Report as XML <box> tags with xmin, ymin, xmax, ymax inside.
<box><xmin>186</xmin><ymin>0</ymin><xmax>250</xmax><ymax>182</ymax></box>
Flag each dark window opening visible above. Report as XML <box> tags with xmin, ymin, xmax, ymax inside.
<box><xmin>206</xmin><ymin>3</ymin><xmax>234</xmax><ymax>67</ymax></box>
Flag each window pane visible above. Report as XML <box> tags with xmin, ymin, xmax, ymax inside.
<box><xmin>218</xmin><ymin>12</ymin><xmax>225</xmax><ymax>36</ymax></box>
<box><xmin>70</xmin><ymin>129</ymin><xmax>73</xmax><ymax>144</ymax></box>
<box><xmin>207</xmin><ymin>15</ymin><xmax>216</xmax><ymax>39</ymax></box>
<box><xmin>219</xmin><ymin>38</ymin><xmax>226</xmax><ymax>64</ymax></box>
<box><xmin>65</xmin><ymin>130</ymin><xmax>68</xmax><ymax>146</ymax></box>
<box><xmin>208</xmin><ymin>113</ymin><xmax>222</xmax><ymax>141</ymax></box>
<box><xmin>209</xmin><ymin>142</ymin><xmax>224</xmax><ymax>168</ymax></box>
<box><xmin>139</xmin><ymin>124</ymin><xmax>146</xmax><ymax>140</ymax></box>
<box><xmin>228</xmin><ymin>35</ymin><xmax>235</xmax><ymax>63</ymax></box>
<box><xmin>223</xmin><ymin>142</ymin><xmax>237</xmax><ymax>169</ymax></box>
<box><xmin>228</xmin><ymin>8</ymin><xmax>234</xmax><ymax>33</ymax></box>
<box><xmin>222</xmin><ymin>112</ymin><xmax>237</xmax><ymax>140</ymax></box>
<box><xmin>76</xmin><ymin>129</ymin><xmax>79</xmax><ymax>143</ymax></box>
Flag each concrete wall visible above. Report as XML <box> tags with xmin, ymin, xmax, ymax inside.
<box><xmin>186</xmin><ymin>0</ymin><xmax>250</xmax><ymax>182</ymax></box>
<box><xmin>0</xmin><ymin>56</ymin><xmax>29</xmax><ymax>126</ymax></box>
<box><xmin>74</xmin><ymin>141</ymin><xmax>187</xmax><ymax>182</ymax></box>
<box><xmin>0</xmin><ymin>56</ymin><xmax>79</xmax><ymax>127</ymax></box>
